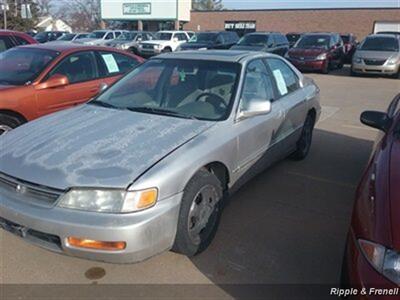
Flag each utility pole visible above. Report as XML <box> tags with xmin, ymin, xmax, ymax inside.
<box><xmin>1</xmin><ymin>0</ymin><xmax>7</xmax><ymax>29</ymax></box>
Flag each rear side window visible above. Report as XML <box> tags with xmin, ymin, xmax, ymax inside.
<box><xmin>266</xmin><ymin>58</ymin><xmax>300</xmax><ymax>96</ymax></box>
<box><xmin>0</xmin><ymin>36</ymin><xmax>14</xmax><ymax>52</ymax></box>
<box><xmin>98</xmin><ymin>51</ymin><xmax>140</xmax><ymax>76</ymax></box>
<box><xmin>47</xmin><ymin>51</ymin><xmax>98</xmax><ymax>84</ymax></box>
<box><xmin>12</xmin><ymin>35</ymin><xmax>30</xmax><ymax>45</ymax></box>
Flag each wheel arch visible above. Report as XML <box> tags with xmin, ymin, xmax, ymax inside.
<box><xmin>0</xmin><ymin>109</ymin><xmax>27</xmax><ymax>123</ymax></box>
<box><xmin>200</xmin><ymin>161</ymin><xmax>230</xmax><ymax>191</ymax></box>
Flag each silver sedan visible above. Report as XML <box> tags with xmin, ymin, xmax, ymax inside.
<box><xmin>0</xmin><ymin>51</ymin><xmax>321</xmax><ymax>263</ymax></box>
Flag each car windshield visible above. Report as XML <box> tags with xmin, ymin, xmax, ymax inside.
<box><xmin>58</xmin><ymin>34</ymin><xmax>75</xmax><ymax>41</ymax></box>
<box><xmin>0</xmin><ymin>48</ymin><xmax>59</xmax><ymax>86</ymax></box>
<box><xmin>92</xmin><ymin>59</ymin><xmax>241</xmax><ymax>121</ymax></box>
<box><xmin>286</xmin><ymin>34</ymin><xmax>301</xmax><ymax>43</ymax></box>
<box><xmin>295</xmin><ymin>35</ymin><xmax>330</xmax><ymax>49</ymax></box>
<box><xmin>156</xmin><ymin>33</ymin><xmax>172</xmax><ymax>40</ymax></box>
<box><xmin>189</xmin><ymin>33</ymin><xmax>217</xmax><ymax>43</ymax></box>
<box><xmin>117</xmin><ymin>32</ymin><xmax>137</xmax><ymax>41</ymax></box>
<box><xmin>361</xmin><ymin>37</ymin><xmax>399</xmax><ymax>52</ymax></box>
<box><xmin>88</xmin><ymin>31</ymin><xmax>107</xmax><ymax>39</ymax></box>
<box><xmin>238</xmin><ymin>35</ymin><xmax>268</xmax><ymax>46</ymax></box>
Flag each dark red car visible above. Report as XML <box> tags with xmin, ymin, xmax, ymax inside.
<box><xmin>0</xmin><ymin>30</ymin><xmax>37</xmax><ymax>53</ymax></box>
<box><xmin>342</xmin><ymin>93</ymin><xmax>400</xmax><ymax>299</ymax></box>
<box><xmin>285</xmin><ymin>32</ymin><xmax>344</xmax><ymax>74</ymax></box>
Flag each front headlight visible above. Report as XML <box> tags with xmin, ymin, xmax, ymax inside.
<box><xmin>58</xmin><ymin>188</ymin><xmax>158</xmax><ymax>213</ymax></box>
<box><xmin>316</xmin><ymin>53</ymin><xmax>327</xmax><ymax>60</ymax></box>
<box><xmin>387</xmin><ymin>57</ymin><xmax>399</xmax><ymax>65</ymax></box>
<box><xmin>359</xmin><ymin>239</ymin><xmax>400</xmax><ymax>285</ymax></box>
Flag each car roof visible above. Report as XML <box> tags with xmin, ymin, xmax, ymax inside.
<box><xmin>368</xmin><ymin>34</ymin><xmax>400</xmax><ymax>39</ymax></box>
<box><xmin>16</xmin><ymin>43</ymin><xmax>114</xmax><ymax>53</ymax></box>
<box><xmin>156</xmin><ymin>50</ymin><xmax>274</xmax><ymax>63</ymax></box>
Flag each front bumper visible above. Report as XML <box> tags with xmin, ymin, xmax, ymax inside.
<box><xmin>288</xmin><ymin>58</ymin><xmax>327</xmax><ymax>72</ymax></box>
<box><xmin>352</xmin><ymin>63</ymin><xmax>399</xmax><ymax>75</ymax></box>
<box><xmin>344</xmin><ymin>230</ymin><xmax>398</xmax><ymax>300</ymax></box>
<box><xmin>0</xmin><ymin>186</ymin><xmax>182</xmax><ymax>263</ymax></box>
<box><xmin>139</xmin><ymin>47</ymin><xmax>162</xmax><ymax>56</ymax></box>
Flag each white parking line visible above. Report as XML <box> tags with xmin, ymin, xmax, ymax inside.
<box><xmin>319</xmin><ymin>106</ymin><xmax>340</xmax><ymax>122</ymax></box>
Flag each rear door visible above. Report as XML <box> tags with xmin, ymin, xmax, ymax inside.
<box><xmin>36</xmin><ymin>51</ymin><xmax>101</xmax><ymax>115</ymax></box>
<box><xmin>264</xmin><ymin>57</ymin><xmax>307</xmax><ymax>147</ymax></box>
<box><xmin>0</xmin><ymin>36</ymin><xmax>15</xmax><ymax>53</ymax></box>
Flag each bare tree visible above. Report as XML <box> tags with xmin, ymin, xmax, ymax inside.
<box><xmin>192</xmin><ymin>0</ymin><xmax>223</xmax><ymax>11</ymax></box>
<box><xmin>56</xmin><ymin>0</ymin><xmax>103</xmax><ymax>31</ymax></box>
<box><xmin>35</xmin><ymin>0</ymin><xmax>53</xmax><ymax>16</ymax></box>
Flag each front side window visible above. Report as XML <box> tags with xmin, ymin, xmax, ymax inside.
<box><xmin>47</xmin><ymin>51</ymin><xmax>97</xmax><ymax>84</ymax></box>
<box><xmin>105</xmin><ymin>32</ymin><xmax>114</xmax><ymax>40</ymax></box>
<box><xmin>92</xmin><ymin>59</ymin><xmax>241</xmax><ymax>121</ymax></box>
<box><xmin>13</xmin><ymin>35</ymin><xmax>30</xmax><ymax>45</ymax></box>
<box><xmin>157</xmin><ymin>33</ymin><xmax>173</xmax><ymax>40</ymax></box>
<box><xmin>266</xmin><ymin>59</ymin><xmax>300</xmax><ymax>96</ymax></box>
<box><xmin>0</xmin><ymin>48</ymin><xmax>59</xmax><ymax>85</ymax></box>
<box><xmin>89</xmin><ymin>31</ymin><xmax>107</xmax><ymax>39</ymax></box>
<box><xmin>241</xmin><ymin>59</ymin><xmax>275</xmax><ymax>111</ymax></box>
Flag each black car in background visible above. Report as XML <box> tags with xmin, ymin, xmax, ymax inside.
<box><xmin>286</xmin><ymin>32</ymin><xmax>304</xmax><ymax>48</ymax></box>
<box><xmin>34</xmin><ymin>31</ymin><xmax>68</xmax><ymax>43</ymax></box>
<box><xmin>231</xmin><ymin>32</ymin><xmax>289</xmax><ymax>56</ymax></box>
<box><xmin>178</xmin><ymin>31</ymin><xmax>239</xmax><ymax>51</ymax></box>
<box><xmin>341</xmin><ymin>33</ymin><xmax>358</xmax><ymax>63</ymax></box>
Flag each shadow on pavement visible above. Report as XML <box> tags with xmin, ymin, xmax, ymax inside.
<box><xmin>190</xmin><ymin>129</ymin><xmax>374</xmax><ymax>299</ymax></box>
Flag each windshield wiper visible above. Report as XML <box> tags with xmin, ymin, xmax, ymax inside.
<box><xmin>89</xmin><ymin>100</ymin><xmax>120</xmax><ymax>109</ymax></box>
<box><xmin>126</xmin><ymin>106</ymin><xmax>198</xmax><ymax>120</ymax></box>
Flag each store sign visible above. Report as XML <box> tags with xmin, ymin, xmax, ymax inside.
<box><xmin>225</xmin><ymin>21</ymin><xmax>256</xmax><ymax>30</ymax></box>
<box><xmin>123</xmin><ymin>3</ymin><xmax>151</xmax><ymax>15</ymax></box>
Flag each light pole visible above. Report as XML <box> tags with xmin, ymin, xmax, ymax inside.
<box><xmin>1</xmin><ymin>0</ymin><xmax>7</xmax><ymax>30</ymax></box>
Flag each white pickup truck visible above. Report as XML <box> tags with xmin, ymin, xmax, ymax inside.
<box><xmin>138</xmin><ymin>31</ymin><xmax>190</xmax><ymax>56</ymax></box>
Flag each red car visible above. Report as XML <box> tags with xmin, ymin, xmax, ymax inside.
<box><xmin>285</xmin><ymin>32</ymin><xmax>345</xmax><ymax>74</ymax></box>
<box><xmin>0</xmin><ymin>30</ymin><xmax>37</xmax><ymax>53</ymax></box>
<box><xmin>342</xmin><ymin>93</ymin><xmax>400</xmax><ymax>299</ymax></box>
<box><xmin>0</xmin><ymin>44</ymin><xmax>144</xmax><ymax>134</ymax></box>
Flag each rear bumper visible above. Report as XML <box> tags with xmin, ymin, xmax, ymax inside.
<box><xmin>0</xmin><ymin>186</ymin><xmax>182</xmax><ymax>263</ymax></box>
<box><xmin>288</xmin><ymin>58</ymin><xmax>327</xmax><ymax>72</ymax></box>
<box><xmin>352</xmin><ymin>63</ymin><xmax>399</xmax><ymax>75</ymax></box>
<box><xmin>343</xmin><ymin>230</ymin><xmax>398</xmax><ymax>300</ymax></box>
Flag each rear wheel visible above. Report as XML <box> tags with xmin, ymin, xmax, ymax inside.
<box><xmin>0</xmin><ymin>113</ymin><xmax>24</xmax><ymax>135</ymax></box>
<box><xmin>172</xmin><ymin>170</ymin><xmax>223</xmax><ymax>256</ymax></box>
<box><xmin>162</xmin><ymin>47</ymin><xmax>172</xmax><ymax>53</ymax></box>
<box><xmin>291</xmin><ymin>113</ymin><xmax>315</xmax><ymax>160</ymax></box>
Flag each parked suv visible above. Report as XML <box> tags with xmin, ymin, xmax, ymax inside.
<box><xmin>138</xmin><ymin>31</ymin><xmax>190</xmax><ymax>56</ymax></box>
<box><xmin>177</xmin><ymin>31</ymin><xmax>239</xmax><ymax>51</ymax></box>
<box><xmin>352</xmin><ymin>34</ymin><xmax>400</xmax><ymax>78</ymax></box>
<box><xmin>231</xmin><ymin>32</ymin><xmax>289</xmax><ymax>56</ymax></box>
<box><xmin>106</xmin><ymin>31</ymin><xmax>156</xmax><ymax>54</ymax></box>
<box><xmin>0</xmin><ymin>30</ymin><xmax>37</xmax><ymax>53</ymax></box>
<box><xmin>285</xmin><ymin>32</ymin><xmax>345</xmax><ymax>74</ymax></box>
<box><xmin>76</xmin><ymin>30</ymin><xmax>127</xmax><ymax>46</ymax></box>
<box><xmin>34</xmin><ymin>31</ymin><xmax>68</xmax><ymax>43</ymax></box>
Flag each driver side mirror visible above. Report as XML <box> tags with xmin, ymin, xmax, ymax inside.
<box><xmin>360</xmin><ymin>111</ymin><xmax>392</xmax><ymax>132</ymax></box>
<box><xmin>237</xmin><ymin>99</ymin><xmax>272</xmax><ymax>121</ymax></box>
<box><xmin>35</xmin><ymin>74</ymin><xmax>69</xmax><ymax>90</ymax></box>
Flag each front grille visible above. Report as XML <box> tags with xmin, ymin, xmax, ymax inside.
<box><xmin>291</xmin><ymin>56</ymin><xmax>318</xmax><ymax>61</ymax></box>
<box><xmin>364</xmin><ymin>59</ymin><xmax>386</xmax><ymax>66</ymax></box>
<box><xmin>142</xmin><ymin>44</ymin><xmax>154</xmax><ymax>50</ymax></box>
<box><xmin>0</xmin><ymin>173</ymin><xmax>63</xmax><ymax>207</ymax></box>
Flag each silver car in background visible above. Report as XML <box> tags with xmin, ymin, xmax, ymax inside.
<box><xmin>352</xmin><ymin>34</ymin><xmax>400</xmax><ymax>78</ymax></box>
<box><xmin>76</xmin><ymin>30</ymin><xmax>127</xmax><ymax>46</ymax></box>
<box><xmin>0</xmin><ymin>51</ymin><xmax>320</xmax><ymax>263</ymax></box>
<box><xmin>105</xmin><ymin>31</ymin><xmax>156</xmax><ymax>54</ymax></box>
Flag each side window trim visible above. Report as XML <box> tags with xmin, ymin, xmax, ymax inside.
<box><xmin>43</xmin><ymin>50</ymin><xmax>99</xmax><ymax>84</ymax></box>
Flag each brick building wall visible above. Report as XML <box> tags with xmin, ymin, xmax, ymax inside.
<box><xmin>184</xmin><ymin>8</ymin><xmax>400</xmax><ymax>39</ymax></box>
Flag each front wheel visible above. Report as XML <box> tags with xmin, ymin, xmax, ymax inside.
<box><xmin>322</xmin><ymin>61</ymin><xmax>330</xmax><ymax>74</ymax></box>
<box><xmin>0</xmin><ymin>113</ymin><xmax>24</xmax><ymax>135</ymax></box>
<box><xmin>291</xmin><ymin>113</ymin><xmax>315</xmax><ymax>160</ymax></box>
<box><xmin>172</xmin><ymin>170</ymin><xmax>223</xmax><ymax>256</ymax></box>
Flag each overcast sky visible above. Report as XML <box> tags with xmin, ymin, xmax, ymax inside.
<box><xmin>223</xmin><ymin>0</ymin><xmax>400</xmax><ymax>9</ymax></box>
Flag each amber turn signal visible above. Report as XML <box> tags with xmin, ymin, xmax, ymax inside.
<box><xmin>67</xmin><ymin>237</ymin><xmax>126</xmax><ymax>251</ymax></box>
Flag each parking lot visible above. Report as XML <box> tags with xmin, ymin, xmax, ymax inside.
<box><xmin>0</xmin><ymin>66</ymin><xmax>399</xmax><ymax>298</ymax></box>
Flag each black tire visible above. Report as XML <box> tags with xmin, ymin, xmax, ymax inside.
<box><xmin>291</xmin><ymin>113</ymin><xmax>315</xmax><ymax>160</ymax></box>
<box><xmin>129</xmin><ymin>47</ymin><xmax>139</xmax><ymax>55</ymax></box>
<box><xmin>322</xmin><ymin>61</ymin><xmax>330</xmax><ymax>74</ymax></box>
<box><xmin>162</xmin><ymin>47</ymin><xmax>172</xmax><ymax>53</ymax></box>
<box><xmin>172</xmin><ymin>169</ymin><xmax>223</xmax><ymax>257</ymax></box>
<box><xmin>0</xmin><ymin>113</ymin><xmax>24</xmax><ymax>135</ymax></box>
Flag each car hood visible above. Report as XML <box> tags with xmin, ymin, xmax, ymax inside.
<box><xmin>355</xmin><ymin>50</ymin><xmax>398</xmax><ymax>60</ymax></box>
<box><xmin>75</xmin><ymin>38</ymin><xmax>101</xmax><ymax>44</ymax></box>
<box><xmin>289</xmin><ymin>48</ymin><xmax>327</xmax><ymax>57</ymax></box>
<box><xmin>231</xmin><ymin>45</ymin><xmax>265</xmax><ymax>51</ymax></box>
<box><xmin>0</xmin><ymin>105</ymin><xmax>214</xmax><ymax>190</ymax></box>
<box><xmin>109</xmin><ymin>40</ymin><xmax>131</xmax><ymax>46</ymax></box>
<box><xmin>141</xmin><ymin>40</ymin><xmax>170</xmax><ymax>46</ymax></box>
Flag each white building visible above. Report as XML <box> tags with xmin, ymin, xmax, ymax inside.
<box><xmin>101</xmin><ymin>0</ymin><xmax>191</xmax><ymax>31</ymax></box>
